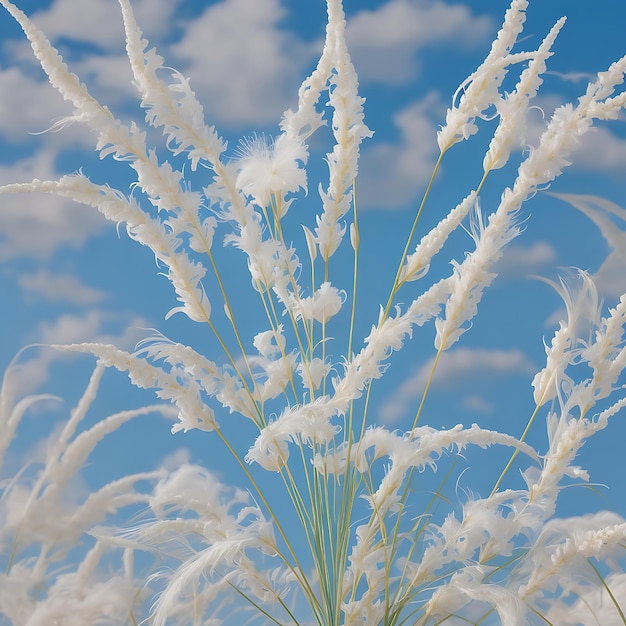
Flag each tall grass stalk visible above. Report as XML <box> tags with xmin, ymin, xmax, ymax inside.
<box><xmin>1</xmin><ymin>0</ymin><xmax>625</xmax><ymax>624</ymax></box>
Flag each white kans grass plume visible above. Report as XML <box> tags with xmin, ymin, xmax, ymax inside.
<box><xmin>0</xmin><ymin>0</ymin><xmax>625</xmax><ymax>625</ymax></box>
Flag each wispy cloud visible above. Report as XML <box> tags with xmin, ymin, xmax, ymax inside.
<box><xmin>358</xmin><ymin>92</ymin><xmax>443</xmax><ymax>209</ymax></box>
<box><xmin>8</xmin><ymin>310</ymin><xmax>151</xmax><ymax>397</ymax></box>
<box><xmin>493</xmin><ymin>241</ymin><xmax>558</xmax><ymax>279</ymax></box>
<box><xmin>571</xmin><ymin>126</ymin><xmax>626</xmax><ymax>177</ymax></box>
<box><xmin>463</xmin><ymin>394</ymin><xmax>494</xmax><ymax>414</ymax></box>
<box><xmin>0</xmin><ymin>150</ymin><xmax>109</xmax><ymax>261</ymax></box>
<box><xmin>2</xmin><ymin>0</ymin><xmax>312</xmax><ymax>130</ymax></box>
<box><xmin>0</xmin><ymin>0</ymin><xmax>494</xmax><ymax>137</ymax></box>
<box><xmin>546</xmin><ymin>70</ymin><xmax>597</xmax><ymax>85</ymax></box>
<box><xmin>170</xmin><ymin>0</ymin><xmax>316</xmax><ymax>127</ymax></box>
<box><xmin>346</xmin><ymin>0</ymin><xmax>492</xmax><ymax>85</ymax></box>
<box><xmin>18</xmin><ymin>270</ymin><xmax>107</xmax><ymax>305</ymax></box>
<box><xmin>37</xmin><ymin>310</ymin><xmax>147</xmax><ymax>346</ymax></box>
<box><xmin>0</xmin><ymin>67</ymin><xmax>79</xmax><ymax>141</ymax></box>
<box><xmin>527</xmin><ymin>96</ymin><xmax>626</xmax><ymax>179</ymax></box>
<box><xmin>381</xmin><ymin>347</ymin><xmax>536</xmax><ymax>423</ymax></box>
<box><xmin>0</xmin><ymin>187</ymin><xmax>106</xmax><ymax>260</ymax></box>
<box><xmin>23</xmin><ymin>0</ymin><xmax>183</xmax><ymax>108</ymax></box>
<box><xmin>30</xmin><ymin>0</ymin><xmax>182</xmax><ymax>51</ymax></box>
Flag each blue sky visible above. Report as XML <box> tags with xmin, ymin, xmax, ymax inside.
<box><xmin>1</xmin><ymin>0</ymin><xmax>626</xmax><ymax>527</ymax></box>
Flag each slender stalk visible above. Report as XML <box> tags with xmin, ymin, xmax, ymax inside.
<box><xmin>383</xmin><ymin>150</ymin><xmax>445</xmax><ymax>318</ymax></box>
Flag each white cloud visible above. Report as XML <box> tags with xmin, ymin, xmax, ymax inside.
<box><xmin>526</xmin><ymin>96</ymin><xmax>626</xmax><ymax>178</ymax></box>
<box><xmin>358</xmin><ymin>92</ymin><xmax>442</xmax><ymax>209</ymax></box>
<box><xmin>169</xmin><ymin>0</ymin><xmax>316</xmax><ymax>127</ymax></box>
<box><xmin>0</xmin><ymin>53</ymin><xmax>107</xmax><ymax>149</ymax></box>
<box><xmin>0</xmin><ymin>145</ymin><xmax>57</xmax><ymax>181</ymax></box>
<box><xmin>39</xmin><ymin>310</ymin><xmax>108</xmax><ymax>345</ymax></box>
<box><xmin>346</xmin><ymin>0</ymin><xmax>493</xmax><ymax>85</ymax></box>
<box><xmin>132</xmin><ymin>0</ymin><xmax>186</xmax><ymax>42</ymax></box>
<box><xmin>494</xmin><ymin>241</ymin><xmax>558</xmax><ymax>279</ymax></box>
<box><xmin>0</xmin><ymin>67</ymin><xmax>75</xmax><ymax>141</ymax></box>
<box><xmin>571</xmin><ymin>125</ymin><xmax>626</xmax><ymax>176</ymax></box>
<box><xmin>381</xmin><ymin>347</ymin><xmax>536</xmax><ymax>423</ymax></box>
<box><xmin>24</xmin><ymin>0</ymin><xmax>185</xmax><ymax>106</ymax></box>
<box><xmin>0</xmin><ymin>150</ymin><xmax>109</xmax><ymax>261</ymax></box>
<box><xmin>7</xmin><ymin>311</ymin><xmax>151</xmax><ymax>397</ymax></box>
<box><xmin>69</xmin><ymin>53</ymin><xmax>138</xmax><ymax>106</ymax></box>
<box><xmin>18</xmin><ymin>270</ymin><xmax>107</xmax><ymax>305</ymax></box>
<box><xmin>1</xmin><ymin>347</ymin><xmax>58</xmax><ymax>403</ymax></box>
<box><xmin>30</xmin><ymin>0</ymin><xmax>182</xmax><ymax>52</ymax></box>
<box><xmin>463</xmin><ymin>394</ymin><xmax>494</xmax><ymax>414</ymax></box>
<box><xmin>546</xmin><ymin>70</ymin><xmax>597</xmax><ymax>85</ymax></box>
<box><xmin>5</xmin><ymin>0</ymin><xmax>313</xmax><ymax>130</ymax></box>
<box><xmin>418</xmin><ymin>347</ymin><xmax>536</xmax><ymax>391</ymax></box>
<box><xmin>38</xmin><ymin>310</ymin><xmax>148</xmax><ymax>346</ymax></box>
<box><xmin>31</xmin><ymin>0</ymin><xmax>126</xmax><ymax>50</ymax></box>
<box><xmin>0</xmin><ymin>0</ymin><xmax>203</xmax><ymax>137</ymax></box>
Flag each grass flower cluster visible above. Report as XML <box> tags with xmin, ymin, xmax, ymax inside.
<box><xmin>1</xmin><ymin>0</ymin><xmax>626</xmax><ymax>624</ymax></box>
